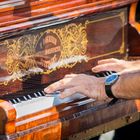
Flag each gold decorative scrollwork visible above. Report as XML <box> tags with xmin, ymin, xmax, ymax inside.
<box><xmin>1</xmin><ymin>10</ymin><xmax>126</xmax><ymax>85</ymax></box>
<box><xmin>3</xmin><ymin>22</ymin><xmax>88</xmax><ymax>84</ymax></box>
<box><xmin>44</xmin><ymin>23</ymin><xmax>88</xmax><ymax>71</ymax></box>
<box><xmin>4</xmin><ymin>34</ymin><xmax>39</xmax><ymax>83</ymax></box>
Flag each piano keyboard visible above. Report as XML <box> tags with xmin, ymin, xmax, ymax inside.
<box><xmin>8</xmin><ymin>91</ymin><xmax>85</xmax><ymax>118</ymax></box>
<box><xmin>2</xmin><ymin>71</ymin><xmax>116</xmax><ymax>118</ymax></box>
<box><xmin>94</xmin><ymin>71</ymin><xmax>116</xmax><ymax>77</ymax></box>
<box><xmin>8</xmin><ymin>91</ymin><xmax>51</xmax><ymax>104</ymax></box>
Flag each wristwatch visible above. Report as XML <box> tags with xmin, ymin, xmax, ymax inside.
<box><xmin>105</xmin><ymin>73</ymin><xmax>119</xmax><ymax>99</ymax></box>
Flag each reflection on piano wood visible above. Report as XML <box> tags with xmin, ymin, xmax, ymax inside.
<box><xmin>0</xmin><ymin>0</ymin><xmax>140</xmax><ymax>140</ymax></box>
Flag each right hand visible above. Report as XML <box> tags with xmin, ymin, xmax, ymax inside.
<box><xmin>44</xmin><ymin>74</ymin><xmax>107</xmax><ymax>100</ymax></box>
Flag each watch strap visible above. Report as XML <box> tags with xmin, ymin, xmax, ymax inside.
<box><xmin>105</xmin><ymin>84</ymin><xmax>117</xmax><ymax>99</ymax></box>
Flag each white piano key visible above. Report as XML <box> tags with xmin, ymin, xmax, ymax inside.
<box><xmin>13</xmin><ymin>93</ymin><xmax>86</xmax><ymax>118</ymax></box>
<box><xmin>13</xmin><ymin>96</ymin><xmax>55</xmax><ymax>118</ymax></box>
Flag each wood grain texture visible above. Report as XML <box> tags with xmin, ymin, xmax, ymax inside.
<box><xmin>0</xmin><ymin>0</ymin><xmax>138</xmax><ymax>34</ymax></box>
<box><xmin>0</xmin><ymin>8</ymin><xmax>127</xmax><ymax>95</ymax></box>
<box><xmin>6</xmin><ymin>99</ymin><xmax>140</xmax><ymax>140</ymax></box>
<box><xmin>129</xmin><ymin>2</ymin><xmax>140</xmax><ymax>33</ymax></box>
<box><xmin>129</xmin><ymin>1</ymin><xmax>140</xmax><ymax>56</ymax></box>
<box><xmin>0</xmin><ymin>0</ymin><xmax>139</xmax><ymax>140</ymax></box>
<box><xmin>0</xmin><ymin>100</ymin><xmax>16</xmax><ymax>134</ymax></box>
<box><xmin>128</xmin><ymin>25</ymin><xmax>140</xmax><ymax>56</ymax></box>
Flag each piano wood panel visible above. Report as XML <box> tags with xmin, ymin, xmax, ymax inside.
<box><xmin>0</xmin><ymin>8</ymin><xmax>127</xmax><ymax>95</ymax></box>
<box><xmin>0</xmin><ymin>0</ymin><xmax>140</xmax><ymax>140</ymax></box>
<box><xmin>129</xmin><ymin>2</ymin><xmax>140</xmax><ymax>57</ymax></box>
<box><xmin>2</xmin><ymin>99</ymin><xmax>140</xmax><ymax>140</ymax></box>
<box><xmin>0</xmin><ymin>0</ymin><xmax>138</xmax><ymax>34</ymax></box>
<box><xmin>128</xmin><ymin>25</ymin><xmax>140</xmax><ymax>57</ymax></box>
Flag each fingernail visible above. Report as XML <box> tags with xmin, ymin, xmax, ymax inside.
<box><xmin>44</xmin><ymin>88</ymin><xmax>51</xmax><ymax>93</ymax></box>
<box><xmin>92</xmin><ymin>68</ymin><xmax>97</xmax><ymax>72</ymax></box>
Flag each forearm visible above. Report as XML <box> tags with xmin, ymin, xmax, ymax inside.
<box><xmin>129</xmin><ymin>60</ymin><xmax>140</xmax><ymax>69</ymax></box>
<box><xmin>112</xmin><ymin>69</ymin><xmax>140</xmax><ymax>99</ymax></box>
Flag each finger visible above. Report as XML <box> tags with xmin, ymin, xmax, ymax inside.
<box><xmin>64</xmin><ymin>74</ymin><xmax>77</xmax><ymax>78</ymax></box>
<box><xmin>44</xmin><ymin>78</ymin><xmax>74</xmax><ymax>93</ymax></box>
<box><xmin>92</xmin><ymin>63</ymin><xmax>120</xmax><ymax>72</ymax></box>
<box><xmin>98</xmin><ymin>58</ymin><xmax>118</xmax><ymax>65</ymax></box>
<box><xmin>60</xmin><ymin>86</ymin><xmax>81</xmax><ymax>98</ymax></box>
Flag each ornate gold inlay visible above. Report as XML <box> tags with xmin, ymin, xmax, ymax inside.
<box><xmin>0</xmin><ymin>10</ymin><xmax>126</xmax><ymax>85</ymax></box>
<box><xmin>5</xmin><ymin>35</ymin><xmax>38</xmax><ymax>76</ymax></box>
<box><xmin>2</xmin><ymin>22</ymin><xmax>88</xmax><ymax>84</ymax></box>
<box><xmin>42</xmin><ymin>23</ymin><xmax>88</xmax><ymax>74</ymax></box>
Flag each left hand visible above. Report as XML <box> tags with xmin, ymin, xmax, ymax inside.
<box><xmin>44</xmin><ymin>74</ymin><xmax>108</xmax><ymax>100</ymax></box>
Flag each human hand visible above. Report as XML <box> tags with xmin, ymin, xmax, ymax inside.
<box><xmin>44</xmin><ymin>74</ymin><xmax>108</xmax><ymax>100</ymax></box>
<box><xmin>92</xmin><ymin>58</ymin><xmax>138</xmax><ymax>73</ymax></box>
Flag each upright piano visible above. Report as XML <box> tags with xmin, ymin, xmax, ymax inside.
<box><xmin>0</xmin><ymin>0</ymin><xmax>140</xmax><ymax>140</ymax></box>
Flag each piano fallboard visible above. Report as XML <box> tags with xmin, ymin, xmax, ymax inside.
<box><xmin>0</xmin><ymin>8</ymin><xmax>127</xmax><ymax>95</ymax></box>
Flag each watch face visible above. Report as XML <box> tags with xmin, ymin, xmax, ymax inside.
<box><xmin>105</xmin><ymin>74</ymin><xmax>119</xmax><ymax>85</ymax></box>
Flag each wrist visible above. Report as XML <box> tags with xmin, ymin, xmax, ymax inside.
<box><xmin>105</xmin><ymin>73</ymin><xmax>119</xmax><ymax>99</ymax></box>
<box><xmin>111</xmin><ymin>78</ymin><xmax>121</xmax><ymax>98</ymax></box>
<box><xmin>111</xmin><ymin>74</ymin><xmax>125</xmax><ymax>99</ymax></box>
<box><xmin>99</xmin><ymin>78</ymin><xmax>109</xmax><ymax>100</ymax></box>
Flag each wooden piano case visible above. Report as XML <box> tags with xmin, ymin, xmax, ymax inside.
<box><xmin>129</xmin><ymin>1</ymin><xmax>140</xmax><ymax>59</ymax></box>
<box><xmin>0</xmin><ymin>0</ymin><xmax>140</xmax><ymax>140</ymax></box>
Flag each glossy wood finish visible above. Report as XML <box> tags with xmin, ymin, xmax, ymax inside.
<box><xmin>129</xmin><ymin>2</ymin><xmax>140</xmax><ymax>33</ymax></box>
<box><xmin>0</xmin><ymin>0</ymin><xmax>138</xmax><ymax>35</ymax></box>
<box><xmin>0</xmin><ymin>8</ymin><xmax>127</xmax><ymax>95</ymax></box>
<box><xmin>128</xmin><ymin>1</ymin><xmax>140</xmax><ymax>57</ymax></box>
<box><xmin>1</xmin><ymin>98</ymin><xmax>140</xmax><ymax>140</ymax></box>
<box><xmin>0</xmin><ymin>100</ymin><xmax>16</xmax><ymax>135</ymax></box>
<box><xmin>128</xmin><ymin>25</ymin><xmax>140</xmax><ymax>57</ymax></box>
<box><xmin>0</xmin><ymin>0</ymin><xmax>140</xmax><ymax>140</ymax></box>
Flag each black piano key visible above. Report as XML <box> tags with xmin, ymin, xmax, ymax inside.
<box><xmin>4</xmin><ymin>89</ymin><xmax>62</xmax><ymax>105</ymax></box>
<box><xmin>36</xmin><ymin>92</ymin><xmax>41</xmax><ymax>97</ymax></box>
<box><xmin>9</xmin><ymin>99</ymin><xmax>17</xmax><ymax>104</ymax></box>
<box><xmin>27</xmin><ymin>95</ymin><xmax>32</xmax><ymax>100</ymax></box>
<box><xmin>16</xmin><ymin>98</ymin><xmax>21</xmax><ymax>103</ymax></box>
<box><xmin>94</xmin><ymin>71</ymin><xmax>117</xmax><ymax>77</ymax></box>
<box><xmin>103</xmin><ymin>72</ymin><xmax>107</xmax><ymax>77</ymax></box>
<box><xmin>19</xmin><ymin>96</ymin><xmax>27</xmax><ymax>101</ymax></box>
<box><xmin>95</xmin><ymin>74</ymin><xmax>100</xmax><ymax>77</ymax></box>
<box><xmin>104</xmin><ymin>71</ymin><xmax>110</xmax><ymax>76</ymax></box>
<box><xmin>9</xmin><ymin>100</ymin><xmax>14</xmax><ymax>104</ymax></box>
<box><xmin>40</xmin><ymin>91</ymin><xmax>46</xmax><ymax>96</ymax></box>
<box><xmin>37</xmin><ymin>92</ymin><xmax>43</xmax><ymax>97</ymax></box>
<box><xmin>23</xmin><ymin>96</ymin><xmax>28</xmax><ymax>101</ymax></box>
<box><xmin>34</xmin><ymin>93</ymin><xmax>38</xmax><ymax>98</ymax></box>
